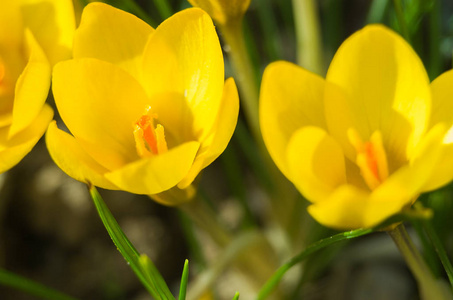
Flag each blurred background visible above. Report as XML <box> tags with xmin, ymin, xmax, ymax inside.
<box><xmin>1</xmin><ymin>0</ymin><xmax>453</xmax><ymax>299</ymax></box>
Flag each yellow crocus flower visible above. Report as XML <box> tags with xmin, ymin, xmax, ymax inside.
<box><xmin>0</xmin><ymin>0</ymin><xmax>74</xmax><ymax>173</ymax></box>
<box><xmin>260</xmin><ymin>25</ymin><xmax>453</xmax><ymax>230</ymax></box>
<box><xmin>46</xmin><ymin>3</ymin><xmax>239</xmax><ymax>205</ymax></box>
<box><xmin>187</xmin><ymin>0</ymin><xmax>250</xmax><ymax>25</ymax></box>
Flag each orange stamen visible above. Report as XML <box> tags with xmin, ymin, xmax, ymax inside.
<box><xmin>364</xmin><ymin>142</ymin><xmax>379</xmax><ymax>181</ymax></box>
<box><xmin>348</xmin><ymin>129</ymin><xmax>388</xmax><ymax>190</ymax></box>
<box><xmin>133</xmin><ymin>106</ymin><xmax>168</xmax><ymax>157</ymax></box>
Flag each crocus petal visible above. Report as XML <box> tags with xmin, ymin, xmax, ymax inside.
<box><xmin>188</xmin><ymin>0</ymin><xmax>251</xmax><ymax>25</ymax></box>
<box><xmin>369</xmin><ymin>124</ymin><xmax>445</xmax><ymax>221</ymax></box>
<box><xmin>308</xmin><ymin>181</ymin><xmax>415</xmax><ymax>230</ymax></box>
<box><xmin>10</xmin><ymin>29</ymin><xmax>50</xmax><ymax>138</ymax></box>
<box><xmin>429</xmin><ymin>70</ymin><xmax>453</xmax><ymax>128</ymax></box>
<box><xmin>46</xmin><ymin>121</ymin><xmax>119</xmax><ymax>190</ymax></box>
<box><xmin>286</xmin><ymin>126</ymin><xmax>347</xmax><ymax>203</ymax></box>
<box><xmin>20</xmin><ymin>0</ymin><xmax>75</xmax><ymax>65</ymax></box>
<box><xmin>421</xmin><ymin>129</ymin><xmax>453</xmax><ymax>191</ymax></box>
<box><xmin>0</xmin><ymin>2</ymin><xmax>23</xmax><ymax>49</ymax></box>
<box><xmin>141</xmin><ymin>8</ymin><xmax>224</xmax><ymax>144</ymax></box>
<box><xmin>260</xmin><ymin>61</ymin><xmax>327</xmax><ymax>179</ymax></box>
<box><xmin>52</xmin><ymin>58</ymin><xmax>149</xmax><ymax>170</ymax></box>
<box><xmin>105</xmin><ymin>141</ymin><xmax>200</xmax><ymax>195</ymax></box>
<box><xmin>309</xmin><ymin>115</ymin><xmax>447</xmax><ymax>230</ymax></box>
<box><xmin>178</xmin><ymin>77</ymin><xmax>239</xmax><ymax>189</ymax></box>
<box><xmin>307</xmin><ymin>185</ymin><xmax>370</xmax><ymax>230</ymax></box>
<box><xmin>74</xmin><ymin>2</ymin><xmax>153</xmax><ymax>79</ymax></box>
<box><xmin>0</xmin><ymin>104</ymin><xmax>53</xmax><ymax>173</ymax></box>
<box><xmin>325</xmin><ymin>25</ymin><xmax>431</xmax><ymax>169</ymax></box>
<box><xmin>420</xmin><ymin>70</ymin><xmax>453</xmax><ymax>191</ymax></box>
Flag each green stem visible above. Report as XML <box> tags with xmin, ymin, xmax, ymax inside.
<box><xmin>186</xmin><ymin>231</ymin><xmax>265</xmax><ymax>300</ymax></box>
<box><xmin>177</xmin><ymin>210</ymin><xmax>207</xmax><ymax>268</ymax></box>
<box><xmin>257</xmin><ymin>0</ymin><xmax>283</xmax><ymax>61</ymax></box>
<box><xmin>392</xmin><ymin>0</ymin><xmax>411</xmax><ymax>43</ymax></box>
<box><xmin>428</xmin><ymin>0</ymin><xmax>441</xmax><ymax>80</ymax></box>
<box><xmin>117</xmin><ymin>0</ymin><xmax>156</xmax><ymax>27</ymax></box>
<box><xmin>422</xmin><ymin>218</ymin><xmax>453</xmax><ymax>290</ymax></box>
<box><xmin>220</xmin><ymin>143</ymin><xmax>256</xmax><ymax>228</ymax></box>
<box><xmin>0</xmin><ymin>268</ymin><xmax>77</xmax><ymax>300</ymax></box>
<box><xmin>292</xmin><ymin>0</ymin><xmax>323</xmax><ymax>74</ymax></box>
<box><xmin>220</xmin><ymin>20</ymin><xmax>260</xmax><ymax>142</ymax></box>
<box><xmin>152</xmin><ymin>0</ymin><xmax>173</xmax><ymax>20</ymax></box>
<box><xmin>180</xmin><ymin>197</ymin><xmax>231</xmax><ymax>247</ymax></box>
<box><xmin>180</xmin><ymin>198</ymin><xmax>278</xmax><ymax>291</ymax></box>
<box><xmin>366</xmin><ymin>0</ymin><xmax>389</xmax><ymax>24</ymax></box>
<box><xmin>220</xmin><ymin>17</ymin><xmax>298</xmax><ymax>231</ymax></box>
<box><xmin>388</xmin><ymin>223</ymin><xmax>451</xmax><ymax>300</ymax></box>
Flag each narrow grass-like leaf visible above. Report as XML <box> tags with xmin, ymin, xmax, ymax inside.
<box><xmin>423</xmin><ymin>219</ymin><xmax>453</xmax><ymax>289</ymax></box>
<box><xmin>232</xmin><ymin>292</ymin><xmax>240</xmax><ymax>300</ymax></box>
<box><xmin>89</xmin><ymin>185</ymin><xmax>175</xmax><ymax>300</ymax></box>
<box><xmin>139</xmin><ymin>255</ymin><xmax>174</xmax><ymax>300</ymax></box>
<box><xmin>256</xmin><ymin>228</ymin><xmax>373</xmax><ymax>299</ymax></box>
<box><xmin>178</xmin><ymin>260</ymin><xmax>189</xmax><ymax>300</ymax></box>
<box><xmin>0</xmin><ymin>268</ymin><xmax>77</xmax><ymax>300</ymax></box>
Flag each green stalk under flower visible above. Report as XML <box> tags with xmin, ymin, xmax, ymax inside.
<box><xmin>388</xmin><ymin>223</ymin><xmax>452</xmax><ymax>300</ymax></box>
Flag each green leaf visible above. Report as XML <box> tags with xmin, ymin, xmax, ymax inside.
<box><xmin>232</xmin><ymin>292</ymin><xmax>240</xmax><ymax>300</ymax></box>
<box><xmin>0</xmin><ymin>268</ymin><xmax>77</xmax><ymax>300</ymax></box>
<box><xmin>414</xmin><ymin>203</ymin><xmax>453</xmax><ymax>290</ymax></box>
<box><xmin>89</xmin><ymin>185</ymin><xmax>175</xmax><ymax>300</ymax></box>
<box><xmin>152</xmin><ymin>0</ymin><xmax>173</xmax><ymax>20</ymax></box>
<box><xmin>178</xmin><ymin>260</ymin><xmax>189</xmax><ymax>300</ymax></box>
<box><xmin>256</xmin><ymin>228</ymin><xmax>373</xmax><ymax>299</ymax></box>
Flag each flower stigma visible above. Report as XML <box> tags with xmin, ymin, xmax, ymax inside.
<box><xmin>348</xmin><ymin>129</ymin><xmax>388</xmax><ymax>190</ymax></box>
<box><xmin>133</xmin><ymin>106</ymin><xmax>168</xmax><ymax>157</ymax></box>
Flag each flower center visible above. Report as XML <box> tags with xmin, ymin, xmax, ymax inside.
<box><xmin>133</xmin><ymin>106</ymin><xmax>168</xmax><ymax>157</ymax></box>
<box><xmin>348</xmin><ymin>129</ymin><xmax>388</xmax><ymax>190</ymax></box>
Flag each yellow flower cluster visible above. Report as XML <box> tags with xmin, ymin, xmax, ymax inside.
<box><xmin>6</xmin><ymin>0</ymin><xmax>453</xmax><ymax>231</ymax></box>
<box><xmin>0</xmin><ymin>0</ymin><xmax>74</xmax><ymax>173</ymax></box>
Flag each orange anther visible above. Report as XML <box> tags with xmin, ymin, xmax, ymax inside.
<box><xmin>133</xmin><ymin>106</ymin><xmax>168</xmax><ymax>157</ymax></box>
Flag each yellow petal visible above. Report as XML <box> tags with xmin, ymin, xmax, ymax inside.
<box><xmin>325</xmin><ymin>25</ymin><xmax>431</xmax><ymax>169</ymax></box>
<box><xmin>151</xmin><ymin>184</ymin><xmax>197</xmax><ymax>206</ymax></box>
<box><xmin>46</xmin><ymin>121</ymin><xmax>119</xmax><ymax>189</ymax></box>
<box><xmin>419</xmin><ymin>70</ymin><xmax>453</xmax><ymax>191</ymax></box>
<box><xmin>0</xmin><ymin>104</ymin><xmax>53</xmax><ymax>173</ymax></box>
<box><xmin>0</xmin><ymin>1</ymin><xmax>23</xmax><ymax>48</ymax></box>
<box><xmin>0</xmin><ymin>49</ymin><xmax>25</xmax><ymax>126</ymax></box>
<box><xmin>304</xmin><ymin>124</ymin><xmax>445</xmax><ymax>230</ymax></box>
<box><xmin>307</xmin><ymin>185</ymin><xmax>370</xmax><ymax>230</ymax></box>
<box><xmin>178</xmin><ymin>77</ymin><xmax>239</xmax><ymax>189</ymax></box>
<box><xmin>366</xmin><ymin>124</ymin><xmax>445</xmax><ymax>227</ymax></box>
<box><xmin>260</xmin><ymin>61</ymin><xmax>327</xmax><ymax>179</ymax></box>
<box><xmin>286</xmin><ymin>126</ymin><xmax>347</xmax><ymax>203</ymax></box>
<box><xmin>52</xmin><ymin>58</ymin><xmax>149</xmax><ymax>170</ymax></box>
<box><xmin>74</xmin><ymin>2</ymin><xmax>153</xmax><ymax>79</ymax></box>
<box><xmin>105</xmin><ymin>141</ymin><xmax>200</xmax><ymax>195</ymax></box>
<box><xmin>430</xmin><ymin>70</ymin><xmax>453</xmax><ymax>128</ymax></box>
<box><xmin>308</xmin><ymin>181</ymin><xmax>413</xmax><ymax>230</ymax></box>
<box><xmin>188</xmin><ymin>0</ymin><xmax>251</xmax><ymax>25</ymax></box>
<box><xmin>422</xmin><ymin>126</ymin><xmax>453</xmax><ymax>192</ymax></box>
<box><xmin>20</xmin><ymin>0</ymin><xmax>75</xmax><ymax>66</ymax></box>
<box><xmin>10</xmin><ymin>29</ymin><xmax>51</xmax><ymax>138</ymax></box>
<box><xmin>141</xmin><ymin>8</ymin><xmax>224</xmax><ymax>144</ymax></box>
